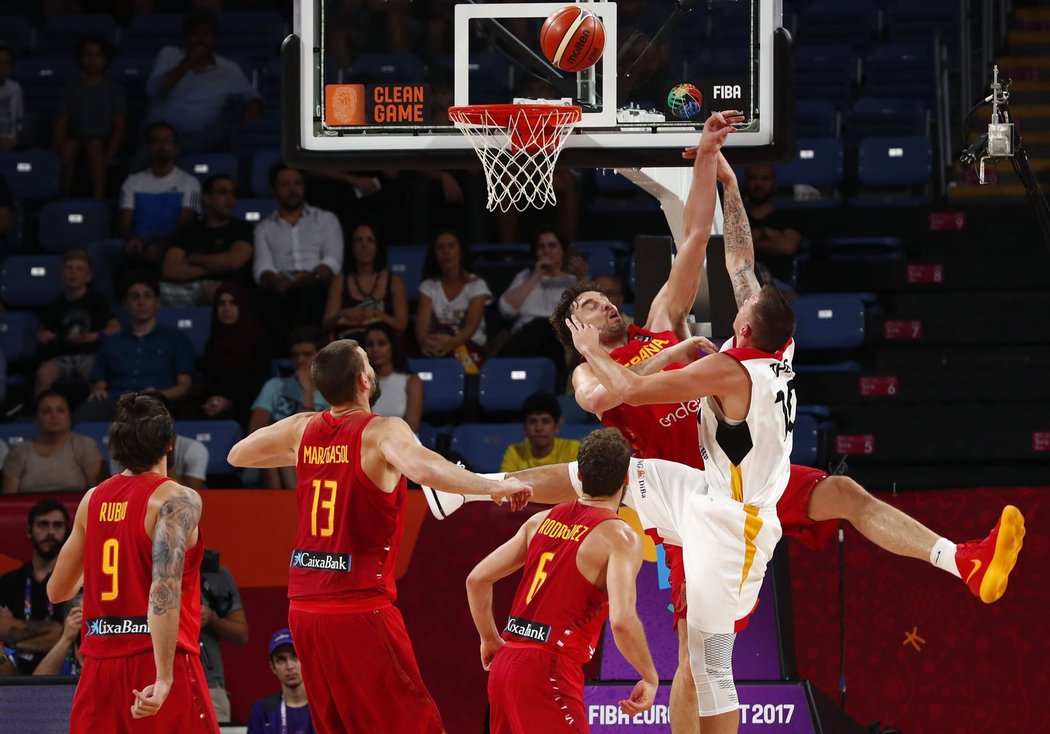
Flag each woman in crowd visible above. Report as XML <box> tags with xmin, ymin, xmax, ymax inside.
<box><xmin>322</xmin><ymin>223</ymin><xmax>409</xmax><ymax>341</ymax></box>
<box><xmin>199</xmin><ymin>282</ymin><xmax>272</xmax><ymax>427</ymax></box>
<box><xmin>2</xmin><ymin>391</ymin><xmax>103</xmax><ymax>493</ymax></box>
<box><xmin>363</xmin><ymin>322</ymin><xmax>423</xmax><ymax>432</ymax></box>
<box><xmin>414</xmin><ymin>230</ymin><xmax>492</xmax><ymax>372</ymax></box>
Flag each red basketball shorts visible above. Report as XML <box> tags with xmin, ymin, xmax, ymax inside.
<box><xmin>488</xmin><ymin>644</ymin><xmax>588</xmax><ymax>734</ymax></box>
<box><xmin>289</xmin><ymin>600</ymin><xmax>444</xmax><ymax>734</ymax></box>
<box><xmin>778</xmin><ymin>465</ymin><xmax>835</xmax><ymax>551</ymax></box>
<box><xmin>70</xmin><ymin>650</ymin><xmax>217</xmax><ymax>734</ymax></box>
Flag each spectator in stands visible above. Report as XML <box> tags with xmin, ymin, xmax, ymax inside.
<box><xmin>322</xmin><ymin>223</ymin><xmax>409</xmax><ymax>341</ymax></box>
<box><xmin>32</xmin><ymin>593</ymin><xmax>82</xmax><ymax>677</ymax></box>
<box><xmin>0</xmin><ymin>43</ymin><xmax>22</xmax><ymax>151</ymax></box>
<box><xmin>110</xmin><ymin>430</ymin><xmax>209</xmax><ymax>491</ymax></box>
<box><xmin>2</xmin><ymin>391</ymin><xmax>103</xmax><ymax>494</ymax></box>
<box><xmin>497</xmin><ymin>227</ymin><xmax>585</xmax><ymax>386</ymax></box>
<box><xmin>414</xmin><ymin>230</ymin><xmax>491</xmax><ymax>372</ymax></box>
<box><xmin>75</xmin><ymin>274</ymin><xmax>195</xmax><ymax>422</ymax></box>
<box><xmin>364</xmin><ymin>322</ymin><xmax>422</xmax><ymax>432</ymax></box>
<box><xmin>144</xmin><ymin>9</ymin><xmax>264</xmax><ymax>156</ymax></box>
<box><xmin>199</xmin><ymin>282</ymin><xmax>271</xmax><ymax>427</ymax></box>
<box><xmin>248</xmin><ymin>327</ymin><xmax>330</xmax><ymax>489</ymax></box>
<box><xmin>160</xmin><ymin>174</ymin><xmax>254</xmax><ymax>306</ymax></box>
<box><xmin>499</xmin><ymin>391</ymin><xmax>579</xmax><ymax>472</ymax></box>
<box><xmin>592</xmin><ymin>273</ymin><xmax>633</xmax><ymax>326</ymax></box>
<box><xmin>743</xmin><ymin>164</ymin><xmax>802</xmax><ymax>289</ymax></box>
<box><xmin>199</xmin><ymin>549</ymin><xmax>249</xmax><ymax>724</ymax></box>
<box><xmin>254</xmin><ymin>164</ymin><xmax>343</xmax><ymax>352</ymax></box>
<box><xmin>34</xmin><ymin>249</ymin><xmax>121</xmax><ymax>398</ymax></box>
<box><xmin>0</xmin><ymin>500</ymin><xmax>68</xmax><ymax>674</ymax></box>
<box><xmin>0</xmin><ymin>173</ymin><xmax>13</xmax><ymax>251</ymax></box>
<box><xmin>53</xmin><ymin>35</ymin><xmax>126</xmax><ymax>199</ymax></box>
<box><xmin>117</xmin><ymin>121</ymin><xmax>201</xmax><ymax>268</ymax></box>
<box><xmin>247</xmin><ymin>629</ymin><xmax>313</xmax><ymax>734</ymax></box>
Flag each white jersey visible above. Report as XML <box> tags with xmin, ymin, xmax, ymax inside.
<box><xmin>699</xmin><ymin>338</ymin><xmax>796</xmax><ymax>509</ymax></box>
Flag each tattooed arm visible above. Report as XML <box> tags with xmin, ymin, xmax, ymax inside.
<box><xmin>717</xmin><ymin>153</ymin><xmax>762</xmax><ymax>308</ymax></box>
<box><xmin>133</xmin><ymin>485</ymin><xmax>201</xmax><ymax>719</ymax></box>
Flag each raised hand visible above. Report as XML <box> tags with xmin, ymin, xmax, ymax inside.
<box><xmin>491</xmin><ymin>477</ymin><xmax>533</xmax><ymax>510</ymax></box>
<box><xmin>566</xmin><ymin>315</ymin><xmax>602</xmax><ymax>355</ymax></box>
<box><xmin>681</xmin><ymin>110</ymin><xmax>746</xmax><ymax>159</ymax></box>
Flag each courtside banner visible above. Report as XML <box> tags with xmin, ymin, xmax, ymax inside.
<box><xmin>584</xmin><ymin>682</ymin><xmax>815</xmax><ymax>732</ymax></box>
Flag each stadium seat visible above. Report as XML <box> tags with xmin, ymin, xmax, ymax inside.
<box><xmin>0</xmin><ymin>151</ymin><xmax>62</xmax><ymax>202</ymax></box>
<box><xmin>796</xmin><ymin>0</ymin><xmax>877</xmax><ymax>48</ymax></box>
<box><xmin>352</xmin><ymin>53</ymin><xmax>426</xmax><ymax>84</ymax></box>
<box><xmin>217</xmin><ymin>10</ymin><xmax>286</xmax><ymax>62</ymax></box>
<box><xmin>250</xmin><ymin>148</ymin><xmax>282</xmax><ymax>198</ymax></box>
<box><xmin>793</xmin><ymin>294</ymin><xmax>866</xmax><ymax>350</ymax></box>
<box><xmin>824</xmin><ymin>236</ymin><xmax>905</xmax><ymax>260</ymax></box>
<box><xmin>558</xmin><ymin>424</ymin><xmax>600</xmax><ymax>441</ymax></box>
<box><xmin>846</xmin><ymin>97</ymin><xmax>929</xmax><ymax>143</ymax></box>
<box><xmin>467</xmin><ymin>50</ymin><xmax>512</xmax><ymax>103</ymax></box>
<box><xmin>478</xmin><ymin>358</ymin><xmax>556</xmax><ymax>413</ymax></box>
<box><xmin>0</xmin><ymin>15</ymin><xmax>33</xmax><ymax>55</ymax></box>
<box><xmin>865</xmin><ymin>43</ymin><xmax>937</xmax><ymax>99</ymax></box>
<box><xmin>450</xmin><ymin>423</ymin><xmax>522</xmax><ymax>473</ymax></box>
<box><xmin>74</xmin><ymin>421</ymin><xmax>113</xmax><ymax>464</ymax></box>
<box><xmin>86</xmin><ymin>238</ymin><xmax>125</xmax><ymax>306</ymax></box>
<box><xmin>0</xmin><ymin>311</ymin><xmax>39</xmax><ymax>363</ymax></box>
<box><xmin>585</xmin><ymin>247</ymin><xmax>616</xmax><ymax>279</ymax></box>
<box><xmin>176</xmin><ymin>420</ymin><xmax>244</xmax><ymax>476</ymax></box>
<box><xmin>775</xmin><ymin>138</ymin><xmax>844</xmax><ymax>206</ymax></box>
<box><xmin>790</xmin><ymin>412</ymin><xmax>821</xmax><ymax>467</ymax></box>
<box><xmin>38</xmin><ymin>199</ymin><xmax>113</xmax><ymax>253</ymax></box>
<box><xmin>121</xmin><ymin>13</ymin><xmax>186</xmax><ymax>55</ymax></box>
<box><xmin>1</xmin><ymin>254</ymin><xmax>65</xmax><ymax>308</ymax></box>
<box><xmin>234</xmin><ymin>198</ymin><xmax>276</xmax><ymax>224</ymax></box>
<box><xmin>37</xmin><ymin>14</ymin><xmax>119</xmax><ymax>53</ymax></box>
<box><xmin>576</xmin><ymin>239</ymin><xmax>632</xmax><ymax>254</ymax></box>
<box><xmin>388</xmin><ymin>246</ymin><xmax>426</xmax><ymax>301</ymax></box>
<box><xmin>0</xmin><ymin>421</ymin><xmax>39</xmax><ymax>448</ymax></box>
<box><xmin>793</xmin><ymin>45</ymin><xmax>858</xmax><ymax>104</ymax></box>
<box><xmin>156</xmin><ymin>306</ymin><xmax>212</xmax><ymax>359</ymax></box>
<box><xmin>109</xmin><ymin>55</ymin><xmax>155</xmax><ymax>83</ymax></box>
<box><xmin>857</xmin><ymin>135</ymin><xmax>933</xmax><ymax>187</ymax></box>
<box><xmin>795</xmin><ymin>98</ymin><xmax>840</xmax><ymax>138</ymax></box>
<box><xmin>888</xmin><ymin>0</ymin><xmax>960</xmax><ymax>49</ymax></box>
<box><xmin>416</xmin><ymin>422</ymin><xmax>437</xmax><ymax>450</ymax></box>
<box><xmin>180</xmin><ymin>153</ymin><xmax>238</xmax><ymax>186</ymax></box>
<box><xmin>408</xmin><ymin>358</ymin><xmax>465</xmax><ymax>414</ymax></box>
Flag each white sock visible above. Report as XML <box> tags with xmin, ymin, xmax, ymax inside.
<box><xmin>930</xmin><ymin>537</ymin><xmax>960</xmax><ymax>578</ymax></box>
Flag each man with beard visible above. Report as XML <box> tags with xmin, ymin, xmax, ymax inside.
<box><xmin>0</xmin><ymin>499</ymin><xmax>70</xmax><ymax>673</ymax></box>
<box><xmin>742</xmin><ymin>164</ymin><xmax>802</xmax><ymax>288</ymax></box>
<box><xmin>228</xmin><ymin>339</ymin><xmax>532</xmax><ymax>734</ymax></box>
<box><xmin>253</xmin><ymin>163</ymin><xmax>344</xmax><ymax>351</ymax></box>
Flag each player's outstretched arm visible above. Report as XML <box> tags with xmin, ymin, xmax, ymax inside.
<box><xmin>465</xmin><ymin>513</ymin><xmax>546</xmax><ymax>671</ymax></box>
<box><xmin>648</xmin><ymin>110</ymin><xmax>744</xmax><ymax>337</ymax></box>
<box><xmin>377</xmin><ymin>418</ymin><xmax>532</xmax><ymax>507</ymax></box>
<box><xmin>48</xmin><ymin>490</ymin><xmax>92</xmax><ymax>603</ymax></box>
<box><xmin>716</xmin><ymin>153</ymin><xmax>761</xmax><ymax>308</ymax></box>
<box><xmin>604</xmin><ymin>524</ymin><xmax>658</xmax><ymax>715</ymax></box>
<box><xmin>506</xmin><ymin>463</ymin><xmax>581</xmax><ymax>505</ymax></box>
<box><xmin>134</xmin><ymin>485</ymin><xmax>201</xmax><ymax>720</ymax></box>
<box><xmin>227</xmin><ymin>412</ymin><xmax>314</xmax><ymax>469</ymax></box>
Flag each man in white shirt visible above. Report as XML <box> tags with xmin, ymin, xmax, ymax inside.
<box><xmin>254</xmin><ymin>163</ymin><xmax>343</xmax><ymax>352</ymax></box>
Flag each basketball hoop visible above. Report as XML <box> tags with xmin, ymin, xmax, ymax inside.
<box><xmin>449</xmin><ymin>104</ymin><xmax>582</xmax><ymax>212</ymax></box>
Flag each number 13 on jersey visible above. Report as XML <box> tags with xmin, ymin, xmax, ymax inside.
<box><xmin>311</xmin><ymin>479</ymin><xmax>338</xmax><ymax>537</ymax></box>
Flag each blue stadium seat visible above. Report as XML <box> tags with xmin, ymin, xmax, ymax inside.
<box><xmin>790</xmin><ymin>413</ymin><xmax>821</xmax><ymax>467</ymax></box>
<box><xmin>86</xmin><ymin>238</ymin><xmax>125</xmax><ymax>306</ymax></box>
<box><xmin>234</xmin><ymin>198</ymin><xmax>276</xmax><ymax>224</ymax></box>
<box><xmin>176</xmin><ymin>420</ymin><xmax>244</xmax><ymax>476</ymax></box>
<box><xmin>585</xmin><ymin>247</ymin><xmax>616</xmax><ymax>279</ymax></box>
<box><xmin>352</xmin><ymin>53</ymin><xmax>426</xmax><ymax>84</ymax></box>
<box><xmin>467</xmin><ymin>50</ymin><xmax>512</xmax><ymax>103</ymax></box>
<box><xmin>846</xmin><ymin>97</ymin><xmax>929</xmax><ymax>143</ymax></box>
<box><xmin>74</xmin><ymin>421</ymin><xmax>113</xmax><ymax>464</ymax></box>
<box><xmin>0</xmin><ymin>311</ymin><xmax>38</xmax><ymax>363</ymax></box>
<box><xmin>888</xmin><ymin>0</ymin><xmax>960</xmax><ymax>46</ymax></box>
<box><xmin>795</xmin><ymin>99</ymin><xmax>839</xmax><ymax>138</ymax></box>
<box><xmin>109</xmin><ymin>55</ymin><xmax>155</xmax><ymax>84</ymax></box>
<box><xmin>824</xmin><ymin>236</ymin><xmax>905</xmax><ymax>260</ymax></box>
<box><xmin>122</xmin><ymin>13</ymin><xmax>186</xmax><ymax>55</ymax></box>
<box><xmin>558</xmin><ymin>424</ymin><xmax>599</xmax><ymax>442</ymax></box>
<box><xmin>416</xmin><ymin>422</ymin><xmax>437</xmax><ymax>450</ymax></box>
<box><xmin>217</xmin><ymin>10</ymin><xmax>286</xmax><ymax>62</ymax></box>
<box><xmin>865</xmin><ymin>44</ymin><xmax>936</xmax><ymax>98</ymax></box>
<box><xmin>156</xmin><ymin>306</ymin><xmax>212</xmax><ymax>359</ymax></box>
<box><xmin>793</xmin><ymin>294</ymin><xmax>866</xmax><ymax>350</ymax></box>
<box><xmin>37</xmin><ymin>14</ymin><xmax>119</xmax><ymax>53</ymax></box>
<box><xmin>388</xmin><ymin>245</ymin><xmax>426</xmax><ymax>301</ymax></box>
<box><xmin>180</xmin><ymin>153</ymin><xmax>238</xmax><ymax>186</ymax></box>
<box><xmin>797</xmin><ymin>0</ymin><xmax>877</xmax><ymax>48</ymax></box>
<box><xmin>1</xmin><ymin>254</ymin><xmax>65</xmax><ymax>308</ymax></box>
<box><xmin>234</xmin><ymin>107</ymin><xmax>282</xmax><ymax>158</ymax></box>
<box><xmin>556</xmin><ymin>393</ymin><xmax>598</xmax><ymax>426</ymax></box>
<box><xmin>576</xmin><ymin>239</ymin><xmax>632</xmax><ymax>254</ymax></box>
<box><xmin>478</xmin><ymin>358</ymin><xmax>556</xmax><ymax>413</ymax></box>
<box><xmin>0</xmin><ymin>15</ymin><xmax>33</xmax><ymax>55</ymax></box>
<box><xmin>450</xmin><ymin>423</ymin><xmax>522</xmax><ymax>473</ymax></box>
<box><xmin>250</xmin><ymin>148</ymin><xmax>282</xmax><ymax>198</ymax></box>
<box><xmin>793</xmin><ymin>45</ymin><xmax>858</xmax><ymax>103</ymax></box>
<box><xmin>0</xmin><ymin>151</ymin><xmax>62</xmax><ymax>202</ymax></box>
<box><xmin>857</xmin><ymin>135</ymin><xmax>933</xmax><ymax>186</ymax></box>
<box><xmin>775</xmin><ymin>138</ymin><xmax>844</xmax><ymax>205</ymax></box>
<box><xmin>408</xmin><ymin>358</ymin><xmax>465</xmax><ymax>414</ymax></box>
<box><xmin>38</xmin><ymin>199</ymin><xmax>113</xmax><ymax>253</ymax></box>
<box><xmin>0</xmin><ymin>421</ymin><xmax>39</xmax><ymax>449</ymax></box>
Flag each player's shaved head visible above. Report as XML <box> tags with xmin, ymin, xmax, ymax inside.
<box><xmin>577</xmin><ymin>428</ymin><xmax>632</xmax><ymax>497</ymax></box>
<box><xmin>748</xmin><ymin>285</ymin><xmax>795</xmax><ymax>352</ymax></box>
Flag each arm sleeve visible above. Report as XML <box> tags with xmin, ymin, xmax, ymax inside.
<box><xmin>180</xmin><ymin>173</ymin><xmax>201</xmax><ymax>212</ymax></box>
<box><xmin>181</xmin><ymin>438</ymin><xmax>209</xmax><ymax>481</ymax></box>
<box><xmin>317</xmin><ymin>212</ymin><xmax>344</xmax><ymax>274</ymax></box>
<box><xmin>145</xmin><ymin>47</ymin><xmax>182</xmax><ymax>98</ymax></box>
<box><xmin>252</xmin><ymin>222</ymin><xmax>276</xmax><ymax>282</ymax></box>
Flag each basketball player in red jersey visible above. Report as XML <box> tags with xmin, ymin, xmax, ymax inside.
<box><xmin>47</xmin><ymin>393</ymin><xmax>218</xmax><ymax>732</ymax></box>
<box><xmin>227</xmin><ymin>339</ymin><xmax>531</xmax><ymax>734</ymax></box>
<box><xmin>467</xmin><ymin>429</ymin><xmax>658</xmax><ymax>733</ymax></box>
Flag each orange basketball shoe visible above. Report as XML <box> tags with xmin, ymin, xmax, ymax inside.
<box><xmin>954</xmin><ymin>505</ymin><xmax>1025</xmax><ymax>603</ymax></box>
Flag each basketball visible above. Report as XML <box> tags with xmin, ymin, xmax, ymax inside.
<box><xmin>667</xmin><ymin>83</ymin><xmax>704</xmax><ymax>120</ymax></box>
<box><xmin>540</xmin><ymin>6</ymin><xmax>606</xmax><ymax>73</ymax></box>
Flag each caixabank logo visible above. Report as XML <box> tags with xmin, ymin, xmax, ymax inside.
<box><xmin>290</xmin><ymin>549</ymin><xmax>352</xmax><ymax>573</ymax></box>
<box><xmin>85</xmin><ymin>616</ymin><xmax>150</xmax><ymax>636</ymax></box>
<box><xmin>504</xmin><ymin>616</ymin><xmax>552</xmax><ymax>643</ymax></box>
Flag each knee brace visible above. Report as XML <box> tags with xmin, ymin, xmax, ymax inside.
<box><xmin>688</xmin><ymin>629</ymin><xmax>739</xmax><ymax>716</ymax></box>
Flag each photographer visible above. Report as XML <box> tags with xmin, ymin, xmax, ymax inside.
<box><xmin>200</xmin><ymin>549</ymin><xmax>249</xmax><ymax>722</ymax></box>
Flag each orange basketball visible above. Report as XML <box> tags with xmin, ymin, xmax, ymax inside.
<box><xmin>540</xmin><ymin>6</ymin><xmax>606</xmax><ymax>73</ymax></box>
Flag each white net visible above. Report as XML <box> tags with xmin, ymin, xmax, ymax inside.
<box><xmin>449</xmin><ymin>104</ymin><xmax>582</xmax><ymax>212</ymax></box>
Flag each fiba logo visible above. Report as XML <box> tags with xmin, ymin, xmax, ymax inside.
<box><xmin>713</xmin><ymin>84</ymin><xmax>742</xmax><ymax>99</ymax></box>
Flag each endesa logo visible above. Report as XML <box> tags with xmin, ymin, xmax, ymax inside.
<box><xmin>504</xmin><ymin>616</ymin><xmax>552</xmax><ymax>643</ymax></box>
<box><xmin>85</xmin><ymin>616</ymin><xmax>150</xmax><ymax>636</ymax></box>
<box><xmin>659</xmin><ymin>400</ymin><xmax>701</xmax><ymax>427</ymax></box>
<box><xmin>290</xmin><ymin>549</ymin><xmax>352</xmax><ymax>573</ymax></box>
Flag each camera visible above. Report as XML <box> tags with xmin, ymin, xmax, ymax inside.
<box><xmin>200</xmin><ymin>549</ymin><xmax>235</xmax><ymax>617</ymax></box>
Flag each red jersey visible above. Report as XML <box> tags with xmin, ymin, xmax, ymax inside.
<box><xmin>600</xmin><ymin>324</ymin><xmax>705</xmax><ymax>468</ymax></box>
<box><xmin>502</xmin><ymin>501</ymin><xmax>620</xmax><ymax>665</ymax></box>
<box><xmin>79</xmin><ymin>473</ymin><xmax>203</xmax><ymax>659</ymax></box>
<box><xmin>290</xmin><ymin>411</ymin><xmax>406</xmax><ymax>605</ymax></box>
